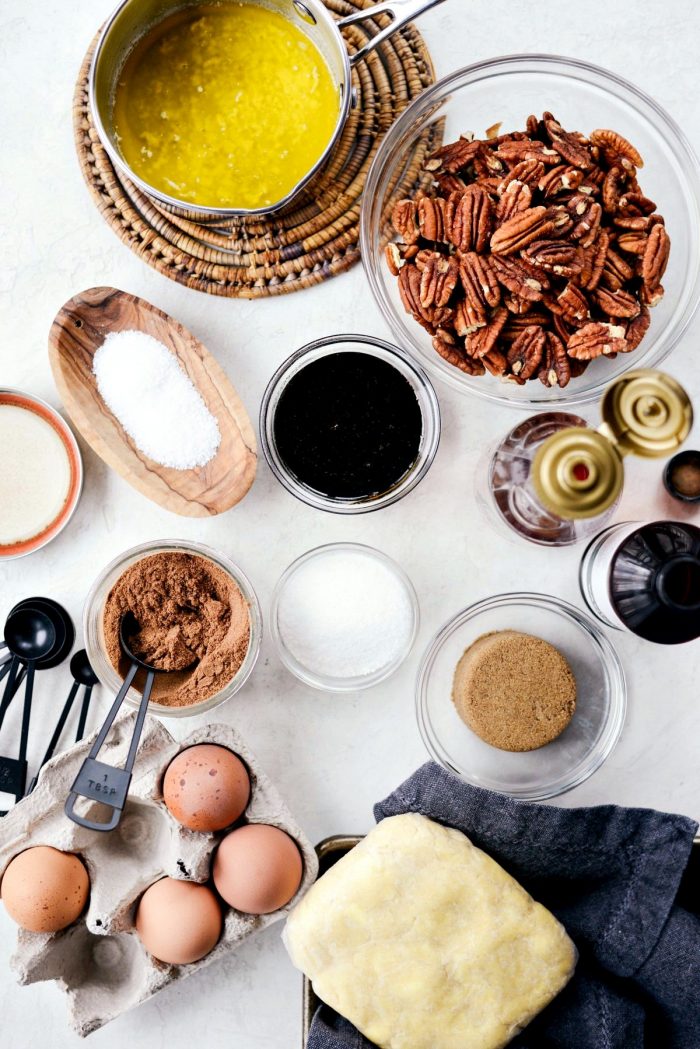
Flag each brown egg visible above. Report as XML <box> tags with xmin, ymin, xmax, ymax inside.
<box><xmin>213</xmin><ymin>824</ymin><xmax>303</xmax><ymax>915</ymax></box>
<box><xmin>1</xmin><ymin>845</ymin><xmax>89</xmax><ymax>933</ymax></box>
<box><xmin>163</xmin><ymin>744</ymin><xmax>250</xmax><ymax>833</ymax></box>
<box><xmin>135</xmin><ymin>878</ymin><xmax>222</xmax><ymax>965</ymax></box>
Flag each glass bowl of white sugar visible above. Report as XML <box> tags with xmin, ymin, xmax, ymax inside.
<box><xmin>270</xmin><ymin>543</ymin><xmax>419</xmax><ymax>692</ymax></box>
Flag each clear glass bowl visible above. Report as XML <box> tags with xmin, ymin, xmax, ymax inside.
<box><xmin>270</xmin><ymin>542</ymin><xmax>420</xmax><ymax>692</ymax></box>
<box><xmin>84</xmin><ymin>540</ymin><xmax>262</xmax><ymax>718</ymax></box>
<box><xmin>259</xmin><ymin>334</ymin><xmax>440</xmax><ymax>514</ymax></box>
<box><xmin>361</xmin><ymin>55</ymin><xmax>700</xmax><ymax>408</ymax></box>
<box><xmin>416</xmin><ymin>592</ymin><xmax>626</xmax><ymax>799</ymax></box>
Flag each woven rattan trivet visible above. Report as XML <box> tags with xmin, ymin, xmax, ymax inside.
<box><xmin>73</xmin><ymin>1</ymin><xmax>440</xmax><ymax>298</ymax></box>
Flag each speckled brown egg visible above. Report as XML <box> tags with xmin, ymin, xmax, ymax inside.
<box><xmin>213</xmin><ymin>824</ymin><xmax>303</xmax><ymax>915</ymax></box>
<box><xmin>1</xmin><ymin>845</ymin><xmax>89</xmax><ymax>933</ymax></box>
<box><xmin>135</xmin><ymin>877</ymin><xmax>222</xmax><ymax>965</ymax></box>
<box><xmin>163</xmin><ymin>744</ymin><xmax>250</xmax><ymax>832</ymax></box>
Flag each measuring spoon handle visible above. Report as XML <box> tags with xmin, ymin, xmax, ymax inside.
<box><xmin>28</xmin><ymin>680</ymin><xmax>81</xmax><ymax>794</ymax></box>
<box><xmin>65</xmin><ymin>662</ymin><xmax>150</xmax><ymax>832</ymax></box>
<box><xmin>75</xmin><ymin>683</ymin><xmax>94</xmax><ymax>743</ymax></box>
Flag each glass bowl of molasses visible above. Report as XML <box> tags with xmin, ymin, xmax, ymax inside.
<box><xmin>259</xmin><ymin>334</ymin><xmax>441</xmax><ymax>514</ymax></box>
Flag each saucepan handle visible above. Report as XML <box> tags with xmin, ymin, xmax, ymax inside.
<box><xmin>339</xmin><ymin>0</ymin><xmax>448</xmax><ymax>66</ymax></box>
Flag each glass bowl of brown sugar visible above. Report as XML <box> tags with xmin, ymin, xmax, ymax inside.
<box><xmin>416</xmin><ymin>592</ymin><xmax>626</xmax><ymax>800</ymax></box>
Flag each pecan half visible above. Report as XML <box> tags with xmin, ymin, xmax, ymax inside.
<box><xmin>418</xmin><ymin>197</ymin><xmax>448</xmax><ymax>242</ymax></box>
<box><xmin>432</xmin><ymin>331</ymin><xmax>485</xmax><ymax>374</ymax></box>
<box><xmin>446</xmin><ymin>186</ymin><xmax>492</xmax><ymax>252</ymax></box>
<box><xmin>613</xmin><ymin>214</ymin><xmax>654</xmax><ymax>231</ymax></box>
<box><xmin>459</xmin><ymin>251</ymin><xmax>501</xmax><ymax>310</ymax></box>
<box><xmin>538</xmin><ymin>331</ymin><xmax>571</xmax><ymax>388</ymax></box>
<box><xmin>538</xmin><ymin>164</ymin><xmax>585</xmax><ymax>198</ymax></box>
<box><xmin>619</xmin><ymin>192</ymin><xmax>657</xmax><ymax>215</ymax></box>
<box><xmin>454</xmin><ymin>299</ymin><xmax>486</xmax><ymax>336</ymax></box>
<box><xmin>465</xmin><ymin>307</ymin><xmax>509</xmax><ymax>358</ymax></box>
<box><xmin>568</xmin><ymin>321</ymin><xmax>628</xmax><ymax>359</ymax></box>
<box><xmin>592</xmin><ymin>286</ymin><xmax>640</xmax><ymax>319</ymax></box>
<box><xmin>602</xmin><ymin>166</ymin><xmax>626</xmax><ymax>213</ymax></box>
<box><xmin>435</xmin><ymin>173</ymin><xmax>468</xmax><ymax>196</ymax></box>
<box><xmin>419</xmin><ymin>253</ymin><xmax>459</xmax><ymax>308</ymax></box>
<box><xmin>642</xmin><ymin>223</ymin><xmax>671</xmax><ymax>291</ymax></box>
<box><xmin>482</xmin><ymin>349</ymin><xmax>508</xmax><ymax>376</ymax></box>
<box><xmin>522</xmin><ymin>239</ymin><xmax>584</xmax><ymax>278</ymax></box>
<box><xmin>503</xmin><ymin>293</ymin><xmax>534</xmax><ymax>315</ymax></box>
<box><xmin>590</xmin><ymin>129</ymin><xmax>644</xmax><ymax>170</ymax></box>
<box><xmin>640</xmin><ymin>283</ymin><xmax>665</xmax><ymax>308</ymax></box>
<box><xmin>496</xmin><ymin>138</ymin><xmax>561</xmax><ymax>166</ymax></box>
<box><xmin>498</xmin><ymin>159</ymin><xmax>546</xmax><ymax>191</ymax></box>
<box><xmin>427</xmin><ymin>136</ymin><xmax>481</xmax><ymax>173</ymax></box>
<box><xmin>507</xmin><ymin>325</ymin><xmax>546</xmax><ymax>378</ymax></box>
<box><xmin>601</xmin><ymin>246</ymin><xmax>635</xmax><ymax>290</ymax></box>
<box><xmin>542</xmin><ymin>112</ymin><xmax>593</xmax><ymax>169</ymax></box>
<box><xmin>490</xmin><ymin>255</ymin><xmax>549</xmax><ymax>301</ymax></box>
<box><xmin>398</xmin><ymin>265</ymin><xmax>436</xmax><ymax>332</ymax></box>
<box><xmin>392</xmin><ymin>200</ymin><xmax>420</xmax><ymax>244</ymax></box>
<box><xmin>496</xmin><ymin>180</ymin><xmax>532</xmax><ymax>223</ymax></box>
<box><xmin>385</xmin><ymin>243</ymin><xmax>405</xmax><ymax>276</ymax></box>
<box><xmin>568</xmin><ymin>195</ymin><xmax>602</xmax><ymax>247</ymax></box>
<box><xmin>616</xmin><ymin>230</ymin><xmax>648</xmax><ymax>255</ymax></box>
<box><xmin>625</xmin><ymin>305</ymin><xmax>651</xmax><ymax>350</ymax></box>
<box><xmin>544</xmin><ymin>204</ymin><xmax>575</xmax><ymax>238</ymax></box>
<box><xmin>554</xmin><ymin>283</ymin><xmax>590</xmax><ymax>325</ymax></box>
<box><xmin>490</xmin><ymin>206</ymin><xmax>554</xmax><ymax>255</ymax></box>
<box><xmin>580</xmin><ymin>228</ymin><xmax>609</xmax><ymax>291</ymax></box>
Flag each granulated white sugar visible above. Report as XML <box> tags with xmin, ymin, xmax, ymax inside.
<box><xmin>93</xmin><ymin>330</ymin><xmax>221</xmax><ymax>469</ymax></box>
<box><xmin>277</xmin><ymin>549</ymin><xmax>415</xmax><ymax>680</ymax></box>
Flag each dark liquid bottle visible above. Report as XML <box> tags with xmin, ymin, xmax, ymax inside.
<box><xmin>580</xmin><ymin>521</ymin><xmax>700</xmax><ymax>644</ymax></box>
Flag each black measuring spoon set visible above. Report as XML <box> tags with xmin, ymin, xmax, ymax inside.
<box><xmin>0</xmin><ymin>597</ymin><xmax>98</xmax><ymax>810</ymax></box>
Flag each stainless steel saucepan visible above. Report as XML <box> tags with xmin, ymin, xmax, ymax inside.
<box><xmin>89</xmin><ymin>0</ymin><xmax>447</xmax><ymax>221</ymax></box>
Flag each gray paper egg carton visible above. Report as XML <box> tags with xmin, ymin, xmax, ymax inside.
<box><xmin>0</xmin><ymin>711</ymin><xmax>318</xmax><ymax>1036</ymax></box>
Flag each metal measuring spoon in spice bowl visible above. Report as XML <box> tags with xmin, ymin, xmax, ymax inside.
<box><xmin>65</xmin><ymin>613</ymin><xmax>196</xmax><ymax>833</ymax></box>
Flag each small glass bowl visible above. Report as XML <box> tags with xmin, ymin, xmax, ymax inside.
<box><xmin>361</xmin><ymin>55</ymin><xmax>700</xmax><ymax>408</ymax></box>
<box><xmin>84</xmin><ymin>540</ymin><xmax>262</xmax><ymax>718</ymax></box>
<box><xmin>259</xmin><ymin>334</ymin><xmax>440</xmax><ymax>514</ymax></box>
<box><xmin>664</xmin><ymin>450</ymin><xmax>700</xmax><ymax>503</ymax></box>
<box><xmin>270</xmin><ymin>542</ymin><xmax>420</xmax><ymax>692</ymax></box>
<box><xmin>0</xmin><ymin>388</ymin><xmax>83</xmax><ymax>560</ymax></box>
<box><xmin>416</xmin><ymin>592</ymin><xmax>626</xmax><ymax>800</ymax></box>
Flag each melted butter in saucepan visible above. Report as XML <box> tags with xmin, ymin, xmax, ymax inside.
<box><xmin>112</xmin><ymin>3</ymin><xmax>340</xmax><ymax>210</ymax></box>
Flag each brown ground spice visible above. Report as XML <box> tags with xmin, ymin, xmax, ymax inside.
<box><xmin>452</xmin><ymin>630</ymin><xmax>576</xmax><ymax>752</ymax></box>
<box><xmin>103</xmin><ymin>551</ymin><xmax>250</xmax><ymax>708</ymax></box>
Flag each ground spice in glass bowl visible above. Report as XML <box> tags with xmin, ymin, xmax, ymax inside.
<box><xmin>260</xmin><ymin>335</ymin><xmax>440</xmax><ymax>514</ymax></box>
<box><xmin>83</xmin><ymin>541</ymin><xmax>262</xmax><ymax>717</ymax></box>
<box><xmin>664</xmin><ymin>450</ymin><xmax>700</xmax><ymax>503</ymax></box>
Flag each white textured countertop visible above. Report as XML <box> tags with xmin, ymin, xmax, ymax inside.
<box><xmin>1</xmin><ymin>1</ymin><xmax>699</xmax><ymax>1046</ymax></box>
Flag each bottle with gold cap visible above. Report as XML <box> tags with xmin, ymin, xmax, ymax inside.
<box><xmin>579</xmin><ymin>520</ymin><xmax>700</xmax><ymax>644</ymax></box>
<box><xmin>484</xmin><ymin>370</ymin><xmax>693</xmax><ymax>547</ymax></box>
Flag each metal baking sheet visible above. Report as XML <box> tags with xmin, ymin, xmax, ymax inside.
<box><xmin>302</xmin><ymin>835</ymin><xmax>362</xmax><ymax>1045</ymax></box>
<box><xmin>301</xmin><ymin>833</ymin><xmax>700</xmax><ymax>1047</ymax></box>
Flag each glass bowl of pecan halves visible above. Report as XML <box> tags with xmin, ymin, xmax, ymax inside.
<box><xmin>361</xmin><ymin>55</ymin><xmax>700</xmax><ymax>407</ymax></box>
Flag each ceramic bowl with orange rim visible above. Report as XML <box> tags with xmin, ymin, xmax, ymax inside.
<box><xmin>0</xmin><ymin>389</ymin><xmax>83</xmax><ymax>559</ymax></box>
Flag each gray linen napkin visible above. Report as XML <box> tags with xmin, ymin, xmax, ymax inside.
<box><xmin>307</xmin><ymin>762</ymin><xmax>700</xmax><ymax>1049</ymax></box>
